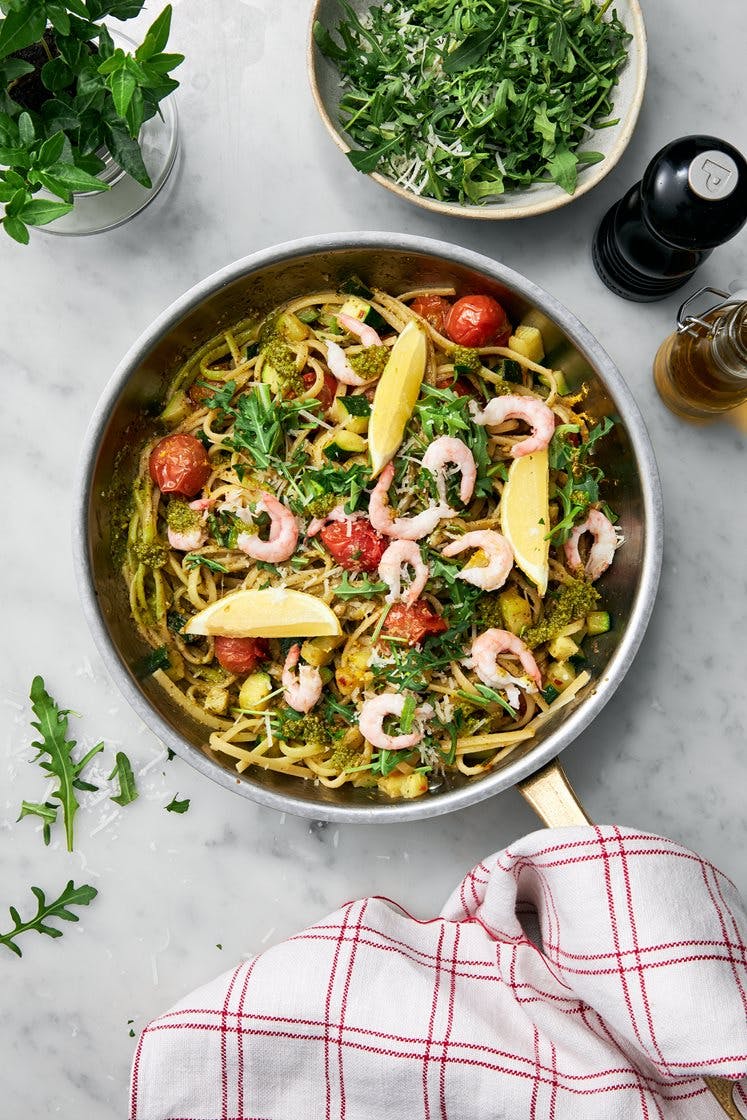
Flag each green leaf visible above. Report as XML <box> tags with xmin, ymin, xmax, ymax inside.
<box><xmin>548</xmin><ymin>144</ymin><xmax>578</xmax><ymax>194</ymax></box>
<box><xmin>124</xmin><ymin>85</ymin><xmax>143</xmax><ymax>137</ymax></box>
<box><xmin>443</xmin><ymin>26</ymin><xmax>497</xmax><ymax>75</ymax></box>
<box><xmin>3</xmin><ymin>215</ymin><xmax>29</xmax><ymax>243</ymax></box>
<box><xmin>64</xmin><ymin>0</ymin><xmax>90</xmax><ymax>18</ymax></box>
<box><xmin>17</xmin><ymin>111</ymin><xmax>33</xmax><ymax>146</ymax></box>
<box><xmin>97</xmin><ymin>51</ymin><xmax>125</xmax><ymax>76</ymax></box>
<box><xmin>183</xmin><ymin>554</ymin><xmax>229</xmax><ymax>574</ymax></box>
<box><xmin>0</xmin><ymin>145</ymin><xmax>30</xmax><ymax>168</ymax></box>
<box><xmin>45</xmin><ymin>2</ymin><xmax>71</xmax><ymax>36</ymax></box>
<box><xmin>165</xmin><ymin>794</ymin><xmax>190</xmax><ymax>814</ymax></box>
<box><xmin>5</xmin><ymin>184</ymin><xmax>25</xmax><ymax>215</ymax></box>
<box><xmin>0</xmin><ymin>57</ymin><xmax>34</xmax><ymax>82</ymax></box>
<box><xmin>19</xmin><ymin>198</ymin><xmax>73</xmax><ymax>226</ymax></box>
<box><xmin>549</xmin><ymin>19</ymin><xmax>570</xmax><ymax>66</ymax></box>
<box><xmin>107</xmin><ymin>751</ymin><xmax>138</xmax><ymax>807</ymax></box>
<box><xmin>26</xmin><ymin>676</ymin><xmax>105</xmax><ymax>851</ymax></box>
<box><xmin>43</xmin><ymin>161</ymin><xmax>109</xmax><ymax>193</ymax></box>
<box><xmin>41</xmin><ymin>98</ymin><xmax>80</xmax><ymax>132</ymax></box>
<box><xmin>143</xmin><ymin>4</ymin><xmax>172</xmax><ymax>57</ymax></box>
<box><xmin>108</xmin><ymin>66</ymin><xmax>137</xmax><ymax>118</ymax></box>
<box><xmin>35</xmin><ymin>130</ymin><xmax>66</xmax><ymax>168</ymax></box>
<box><xmin>17</xmin><ymin>801</ymin><xmax>57</xmax><ymax>845</ymax></box>
<box><xmin>139</xmin><ymin>52</ymin><xmax>183</xmax><ymax>75</ymax></box>
<box><xmin>134</xmin><ymin>645</ymin><xmax>170</xmax><ymax>677</ymax></box>
<box><xmin>41</xmin><ymin>57</ymin><xmax>75</xmax><ymax>93</ymax></box>
<box><xmin>312</xmin><ymin>20</ymin><xmax>346</xmax><ymax>62</ymax></box>
<box><xmin>0</xmin><ymin>5</ymin><xmax>47</xmax><ymax>61</ymax></box>
<box><xmin>97</xmin><ymin>23</ymin><xmax>115</xmax><ymax>60</ymax></box>
<box><xmin>346</xmin><ymin>137</ymin><xmax>399</xmax><ymax>175</ymax></box>
<box><xmin>0</xmin><ymin>881</ymin><xmax>98</xmax><ymax>958</ymax></box>
<box><xmin>104</xmin><ymin>122</ymin><xmax>150</xmax><ymax>187</ymax></box>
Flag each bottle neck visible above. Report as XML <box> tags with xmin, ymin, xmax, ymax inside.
<box><xmin>711</xmin><ymin>302</ymin><xmax>747</xmax><ymax>379</ymax></box>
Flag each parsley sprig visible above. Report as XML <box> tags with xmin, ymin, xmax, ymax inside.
<box><xmin>315</xmin><ymin>0</ymin><xmax>631</xmax><ymax>203</ymax></box>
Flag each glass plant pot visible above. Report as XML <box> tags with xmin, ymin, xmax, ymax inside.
<box><xmin>40</xmin><ymin>30</ymin><xmax>179</xmax><ymax>236</ymax></box>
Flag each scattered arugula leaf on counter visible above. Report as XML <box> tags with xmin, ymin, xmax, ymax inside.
<box><xmin>165</xmin><ymin>794</ymin><xmax>190</xmax><ymax>814</ymax></box>
<box><xmin>108</xmin><ymin>752</ymin><xmax>138</xmax><ymax>807</ymax></box>
<box><xmin>17</xmin><ymin>800</ymin><xmax>57</xmax><ymax>846</ymax></box>
<box><xmin>0</xmin><ymin>881</ymin><xmax>97</xmax><ymax>958</ymax></box>
<box><xmin>26</xmin><ymin>676</ymin><xmax>104</xmax><ymax>852</ymax></box>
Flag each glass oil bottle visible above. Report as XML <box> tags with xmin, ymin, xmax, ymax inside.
<box><xmin>653</xmin><ymin>287</ymin><xmax>747</xmax><ymax>421</ymax></box>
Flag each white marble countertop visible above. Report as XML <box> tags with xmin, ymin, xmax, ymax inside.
<box><xmin>2</xmin><ymin>1</ymin><xmax>746</xmax><ymax>1116</ymax></box>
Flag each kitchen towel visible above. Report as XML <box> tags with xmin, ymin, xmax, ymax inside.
<box><xmin>130</xmin><ymin>826</ymin><xmax>747</xmax><ymax>1119</ymax></box>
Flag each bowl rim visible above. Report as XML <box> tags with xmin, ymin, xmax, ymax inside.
<box><xmin>307</xmin><ymin>0</ymin><xmax>648</xmax><ymax>220</ymax></box>
<box><xmin>73</xmin><ymin>231</ymin><xmax>663</xmax><ymax>823</ymax></box>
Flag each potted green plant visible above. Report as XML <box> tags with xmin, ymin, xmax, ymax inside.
<box><xmin>0</xmin><ymin>0</ymin><xmax>183</xmax><ymax>243</ymax></box>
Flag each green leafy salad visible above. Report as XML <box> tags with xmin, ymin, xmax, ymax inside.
<box><xmin>314</xmin><ymin>0</ymin><xmax>632</xmax><ymax>202</ymax></box>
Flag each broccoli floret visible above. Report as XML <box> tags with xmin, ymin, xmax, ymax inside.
<box><xmin>452</xmin><ymin>345</ymin><xmax>481</xmax><ymax>373</ymax></box>
<box><xmin>166</xmin><ymin>499</ymin><xmax>201</xmax><ymax>533</ymax></box>
<box><xmin>261</xmin><ymin>336</ymin><xmax>303</xmax><ymax>393</ymax></box>
<box><xmin>327</xmin><ymin>742</ymin><xmax>364</xmax><ymax>774</ymax></box>
<box><xmin>474</xmin><ymin>593</ymin><xmax>504</xmax><ymax>629</ymax></box>
<box><xmin>523</xmin><ymin>578</ymin><xmax>600</xmax><ymax>648</ymax></box>
<box><xmin>281</xmin><ymin>714</ymin><xmax>332</xmax><ymax>747</ymax></box>
<box><xmin>305</xmin><ymin>493</ymin><xmax>338</xmax><ymax>519</ymax></box>
<box><xmin>348</xmin><ymin>345</ymin><xmax>389</xmax><ymax>379</ymax></box>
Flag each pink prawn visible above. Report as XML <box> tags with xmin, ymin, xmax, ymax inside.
<box><xmin>469</xmin><ymin>394</ymin><xmax>555</xmax><ymax>457</ymax></box>
<box><xmin>282</xmin><ymin>644</ymin><xmax>323</xmax><ymax>714</ymax></box>
<box><xmin>564</xmin><ymin>508</ymin><xmax>619</xmax><ymax>581</ymax></box>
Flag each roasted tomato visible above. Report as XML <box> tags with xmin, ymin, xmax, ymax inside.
<box><xmin>149</xmin><ymin>434</ymin><xmax>212</xmax><ymax>497</ymax></box>
<box><xmin>188</xmin><ymin>380</ymin><xmax>216</xmax><ymax>407</ymax></box>
<box><xmin>302</xmin><ymin>368</ymin><xmax>338</xmax><ymax>411</ymax></box>
<box><xmin>320</xmin><ymin>519</ymin><xmax>387</xmax><ymax>573</ymax></box>
<box><xmin>445</xmin><ymin>295</ymin><xmax>511</xmax><ymax>348</ymax></box>
<box><xmin>436</xmin><ymin>376</ymin><xmax>475</xmax><ymax>398</ymax></box>
<box><xmin>214</xmin><ymin>636</ymin><xmax>269</xmax><ymax>676</ymax></box>
<box><xmin>383</xmin><ymin>601</ymin><xmax>448</xmax><ymax>646</ymax></box>
<box><xmin>411</xmin><ymin>295</ymin><xmax>451</xmax><ymax>334</ymax></box>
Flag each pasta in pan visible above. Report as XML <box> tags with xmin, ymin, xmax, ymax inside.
<box><xmin>122</xmin><ymin>279</ymin><xmax>620</xmax><ymax>799</ymax></box>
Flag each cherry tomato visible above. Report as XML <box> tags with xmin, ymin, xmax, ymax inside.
<box><xmin>436</xmin><ymin>376</ymin><xmax>476</xmax><ymax>398</ymax></box>
<box><xmin>188</xmin><ymin>381</ymin><xmax>216</xmax><ymax>407</ymax></box>
<box><xmin>320</xmin><ymin>519</ymin><xmax>387</xmax><ymax>573</ymax></box>
<box><xmin>302</xmin><ymin>368</ymin><xmax>338</xmax><ymax>412</ymax></box>
<box><xmin>445</xmin><ymin>295</ymin><xmax>511</xmax><ymax>348</ymax></box>
<box><xmin>149</xmin><ymin>434</ymin><xmax>212</xmax><ymax>497</ymax></box>
<box><xmin>214</xmin><ymin>636</ymin><xmax>270</xmax><ymax>676</ymax></box>
<box><xmin>411</xmin><ymin>295</ymin><xmax>452</xmax><ymax>334</ymax></box>
<box><xmin>383</xmin><ymin>601</ymin><xmax>448</xmax><ymax>646</ymax></box>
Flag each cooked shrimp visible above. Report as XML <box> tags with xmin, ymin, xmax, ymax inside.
<box><xmin>378</xmin><ymin>540</ymin><xmax>430</xmax><ymax>606</ymax></box>
<box><xmin>326</xmin><ymin>339</ymin><xmax>371</xmax><ymax>387</ymax></box>
<box><xmin>167</xmin><ymin>499</ymin><xmax>210</xmax><ymax>552</ymax></box>
<box><xmin>441</xmin><ymin>530</ymin><xmax>514</xmax><ymax>591</ymax></box>
<box><xmin>469</xmin><ymin>629</ymin><xmax>542</xmax><ymax>694</ymax></box>
<box><xmin>358</xmin><ymin>693</ymin><xmax>434</xmax><ymax>752</ymax></box>
<box><xmin>564</xmin><ymin>508</ymin><xmax>618</xmax><ymax>581</ymax></box>
<box><xmin>369</xmin><ymin>463</ymin><xmax>451</xmax><ymax>541</ymax></box>
<box><xmin>306</xmin><ymin>504</ymin><xmax>359</xmax><ymax>539</ymax></box>
<box><xmin>337</xmin><ymin>312</ymin><xmax>382</xmax><ymax>348</ymax></box>
<box><xmin>236</xmin><ymin>492</ymin><xmax>298</xmax><ymax>564</ymax></box>
<box><xmin>469</xmin><ymin>394</ymin><xmax>555</xmax><ymax>457</ymax></box>
<box><xmin>282</xmin><ymin>644</ymin><xmax>323</xmax><ymax>713</ymax></box>
<box><xmin>421</xmin><ymin>436</ymin><xmax>476</xmax><ymax>506</ymax></box>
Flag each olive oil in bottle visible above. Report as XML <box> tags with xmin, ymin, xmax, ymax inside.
<box><xmin>653</xmin><ymin>288</ymin><xmax>747</xmax><ymax>421</ymax></box>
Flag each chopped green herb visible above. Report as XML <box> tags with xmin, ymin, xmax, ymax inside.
<box><xmin>108</xmin><ymin>752</ymin><xmax>138</xmax><ymax>807</ymax></box>
<box><xmin>135</xmin><ymin>646</ymin><xmax>171</xmax><ymax>678</ymax></box>
<box><xmin>165</xmin><ymin>795</ymin><xmax>190</xmax><ymax>814</ymax></box>
<box><xmin>184</xmin><ymin>554</ymin><xmax>229</xmax><ymax>574</ymax></box>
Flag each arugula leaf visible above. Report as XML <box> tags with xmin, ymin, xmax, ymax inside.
<box><xmin>134</xmin><ymin>645</ymin><xmax>171</xmax><ymax>677</ymax></box>
<box><xmin>0</xmin><ymin>881</ymin><xmax>98</xmax><ymax>958</ymax></box>
<box><xmin>17</xmin><ymin>801</ymin><xmax>57</xmax><ymax>846</ymax></box>
<box><xmin>334</xmin><ymin>572</ymin><xmax>388</xmax><ymax>599</ymax></box>
<box><xmin>27</xmin><ymin>677</ymin><xmax>104</xmax><ymax>853</ymax></box>
<box><xmin>108</xmin><ymin>752</ymin><xmax>138</xmax><ymax>807</ymax></box>
<box><xmin>184</xmin><ymin>553</ymin><xmax>229</xmax><ymax>574</ymax></box>
<box><xmin>165</xmin><ymin>794</ymin><xmax>190</xmax><ymax>814</ymax></box>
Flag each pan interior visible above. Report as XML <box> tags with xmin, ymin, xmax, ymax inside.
<box><xmin>85</xmin><ymin>244</ymin><xmax>649</xmax><ymax>816</ymax></box>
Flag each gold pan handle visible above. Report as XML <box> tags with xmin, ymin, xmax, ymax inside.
<box><xmin>517</xmin><ymin>762</ymin><xmax>744</xmax><ymax>1118</ymax></box>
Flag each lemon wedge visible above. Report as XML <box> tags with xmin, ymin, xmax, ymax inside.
<box><xmin>500</xmin><ymin>450</ymin><xmax>550</xmax><ymax>595</ymax></box>
<box><xmin>368</xmin><ymin>319</ymin><xmax>427</xmax><ymax>477</ymax></box>
<box><xmin>184</xmin><ymin>589</ymin><xmax>342</xmax><ymax>639</ymax></box>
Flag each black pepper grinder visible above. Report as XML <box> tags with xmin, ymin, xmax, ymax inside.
<box><xmin>592</xmin><ymin>135</ymin><xmax>747</xmax><ymax>302</ymax></box>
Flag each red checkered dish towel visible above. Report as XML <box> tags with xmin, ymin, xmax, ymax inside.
<box><xmin>131</xmin><ymin>826</ymin><xmax>747</xmax><ymax>1119</ymax></box>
